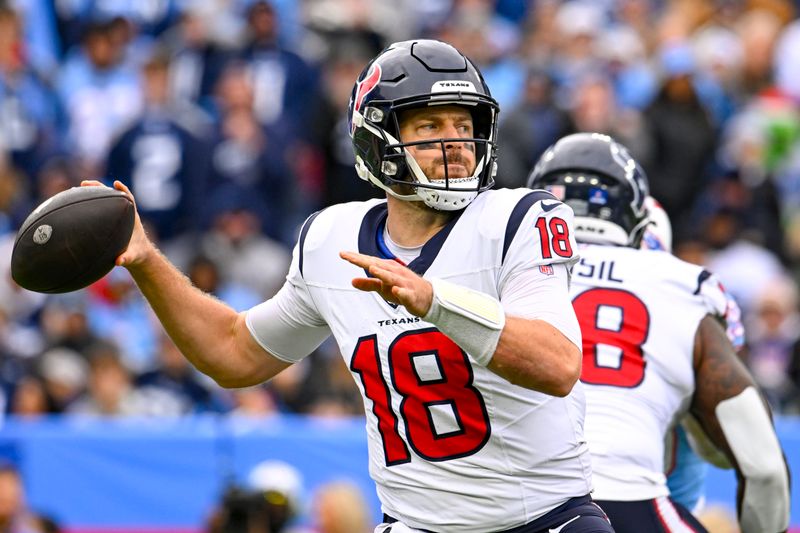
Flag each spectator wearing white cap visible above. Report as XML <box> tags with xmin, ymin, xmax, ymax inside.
<box><xmin>207</xmin><ymin>460</ymin><xmax>305</xmax><ymax>533</ymax></box>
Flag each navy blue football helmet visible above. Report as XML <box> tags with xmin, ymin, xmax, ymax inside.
<box><xmin>348</xmin><ymin>40</ymin><xmax>499</xmax><ymax>211</ymax></box>
<box><xmin>527</xmin><ymin>133</ymin><xmax>650</xmax><ymax>247</ymax></box>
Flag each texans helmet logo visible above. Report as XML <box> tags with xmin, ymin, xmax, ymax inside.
<box><xmin>351</xmin><ymin>63</ymin><xmax>382</xmax><ymax>134</ymax></box>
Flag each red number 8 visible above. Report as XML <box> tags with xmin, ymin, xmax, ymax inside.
<box><xmin>572</xmin><ymin>288</ymin><xmax>650</xmax><ymax>388</ymax></box>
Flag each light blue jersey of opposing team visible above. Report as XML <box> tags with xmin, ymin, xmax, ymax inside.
<box><xmin>245</xmin><ymin>189</ymin><xmax>593</xmax><ymax>532</ymax></box>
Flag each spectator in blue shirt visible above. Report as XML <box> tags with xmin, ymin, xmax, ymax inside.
<box><xmin>105</xmin><ymin>51</ymin><xmax>212</xmax><ymax>242</ymax></box>
<box><xmin>0</xmin><ymin>6</ymin><xmax>64</xmax><ymax>180</ymax></box>
<box><xmin>56</xmin><ymin>19</ymin><xmax>142</xmax><ymax>178</ymax></box>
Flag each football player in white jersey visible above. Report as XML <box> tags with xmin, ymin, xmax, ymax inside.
<box><xmin>83</xmin><ymin>41</ymin><xmax>614</xmax><ymax>532</ymax></box>
<box><xmin>528</xmin><ymin>133</ymin><xmax>790</xmax><ymax>533</ymax></box>
<box><xmin>641</xmin><ymin>197</ymin><xmax>749</xmax><ymax>515</ymax></box>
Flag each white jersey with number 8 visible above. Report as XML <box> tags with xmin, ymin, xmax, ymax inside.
<box><xmin>570</xmin><ymin>244</ymin><xmax>728</xmax><ymax>501</ymax></box>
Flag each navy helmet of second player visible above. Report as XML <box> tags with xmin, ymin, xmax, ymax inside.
<box><xmin>527</xmin><ymin>132</ymin><xmax>650</xmax><ymax>248</ymax></box>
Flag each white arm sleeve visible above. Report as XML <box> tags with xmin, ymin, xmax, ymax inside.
<box><xmin>245</xmin><ymin>279</ymin><xmax>331</xmax><ymax>364</ymax></box>
<box><xmin>716</xmin><ymin>387</ymin><xmax>790</xmax><ymax>533</ymax></box>
<box><xmin>500</xmin><ymin>263</ymin><xmax>582</xmax><ymax>351</ymax></box>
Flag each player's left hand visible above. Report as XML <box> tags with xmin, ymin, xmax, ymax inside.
<box><xmin>340</xmin><ymin>251</ymin><xmax>433</xmax><ymax>317</ymax></box>
<box><xmin>81</xmin><ymin>180</ymin><xmax>154</xmax><ymax>270</ymax></box>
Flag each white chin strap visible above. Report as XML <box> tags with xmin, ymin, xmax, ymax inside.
<box><xmin>405</xmin><ymin>149</ymin><xmax>484</xmax><ymax>211</ymax></box>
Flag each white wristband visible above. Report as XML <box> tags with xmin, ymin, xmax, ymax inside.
<box><xmin>423</xmin><ymin>278</ymin><xmax>505</xmax><ymax>366</ymax></box>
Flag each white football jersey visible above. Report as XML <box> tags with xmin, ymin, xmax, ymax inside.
<box><xmin>569</xmin><ymin>244</ymin><xmax>728</xmax><ymax>501</ymax></box>
<box><xmin>247</xmin><ymin>189</ymin><xmax>593</xmax><ymax>532</ymax></box>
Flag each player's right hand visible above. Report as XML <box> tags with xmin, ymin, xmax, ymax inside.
<box><xmin>340</xmin><ymin>251</ymin><xmax>434</xmax><ymax>317</ymax></box>
<box><xmin>80</xmin><ymin>180</ymin><xmax>154</xmax><ymax>270</ymax></box>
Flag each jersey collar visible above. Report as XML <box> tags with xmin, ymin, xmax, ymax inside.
<box><xmin>357</xmin><ymin>203</ymin><xmax>463</xmax><ymax>276</ymax></box>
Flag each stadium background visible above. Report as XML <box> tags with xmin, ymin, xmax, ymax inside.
<box><xmin>0</xmin><ymin>0</ymin><xmax>799</xmax><ymax>531</ymax></box>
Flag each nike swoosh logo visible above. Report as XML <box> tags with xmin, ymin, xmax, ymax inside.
<box><xmin>540</xmin><ymin>200</ymin><xmax>561</xmax><ymax>212</ymax></box>
<box><xmin>548</xmin><ymin>515</ymin><xmax>581</xmax><ymax>533</ymax></box>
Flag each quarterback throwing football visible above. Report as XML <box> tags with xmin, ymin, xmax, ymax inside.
<box><xmin>86</xmin><ymin>41</ymin><xmax>613</xmax><ymax>532</ymax></box>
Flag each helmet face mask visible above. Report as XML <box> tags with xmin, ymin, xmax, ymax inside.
<box><xmin>349</xmin><ymin>40</ymin><xmax>499</xmax><ymax>211</ymax></box>
<box><xmin>527</xmin><ymin>133</ymin><xmax>650</xmax><ymax>247</ymax></box>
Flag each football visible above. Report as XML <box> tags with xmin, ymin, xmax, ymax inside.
<box><xmin>10</xmin><ymin>186</ymin><xmax>135</xmax><ymax>294</ymax></box>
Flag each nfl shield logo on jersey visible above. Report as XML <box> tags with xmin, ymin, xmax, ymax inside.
<box><xmin>539</xmin><ymin>264</ymin><xmax>554</xmax><ymax>276</ymax></box>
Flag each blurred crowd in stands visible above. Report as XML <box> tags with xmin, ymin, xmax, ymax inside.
<box><xmin>1</xmin><ymin>0</ymin><xmax>800</xmax><ymax>421</ymax></box>
<box><xmin>208</xmin><ymin>460</ymin><xmax>373</xmax><ymax>533</ymax></box>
